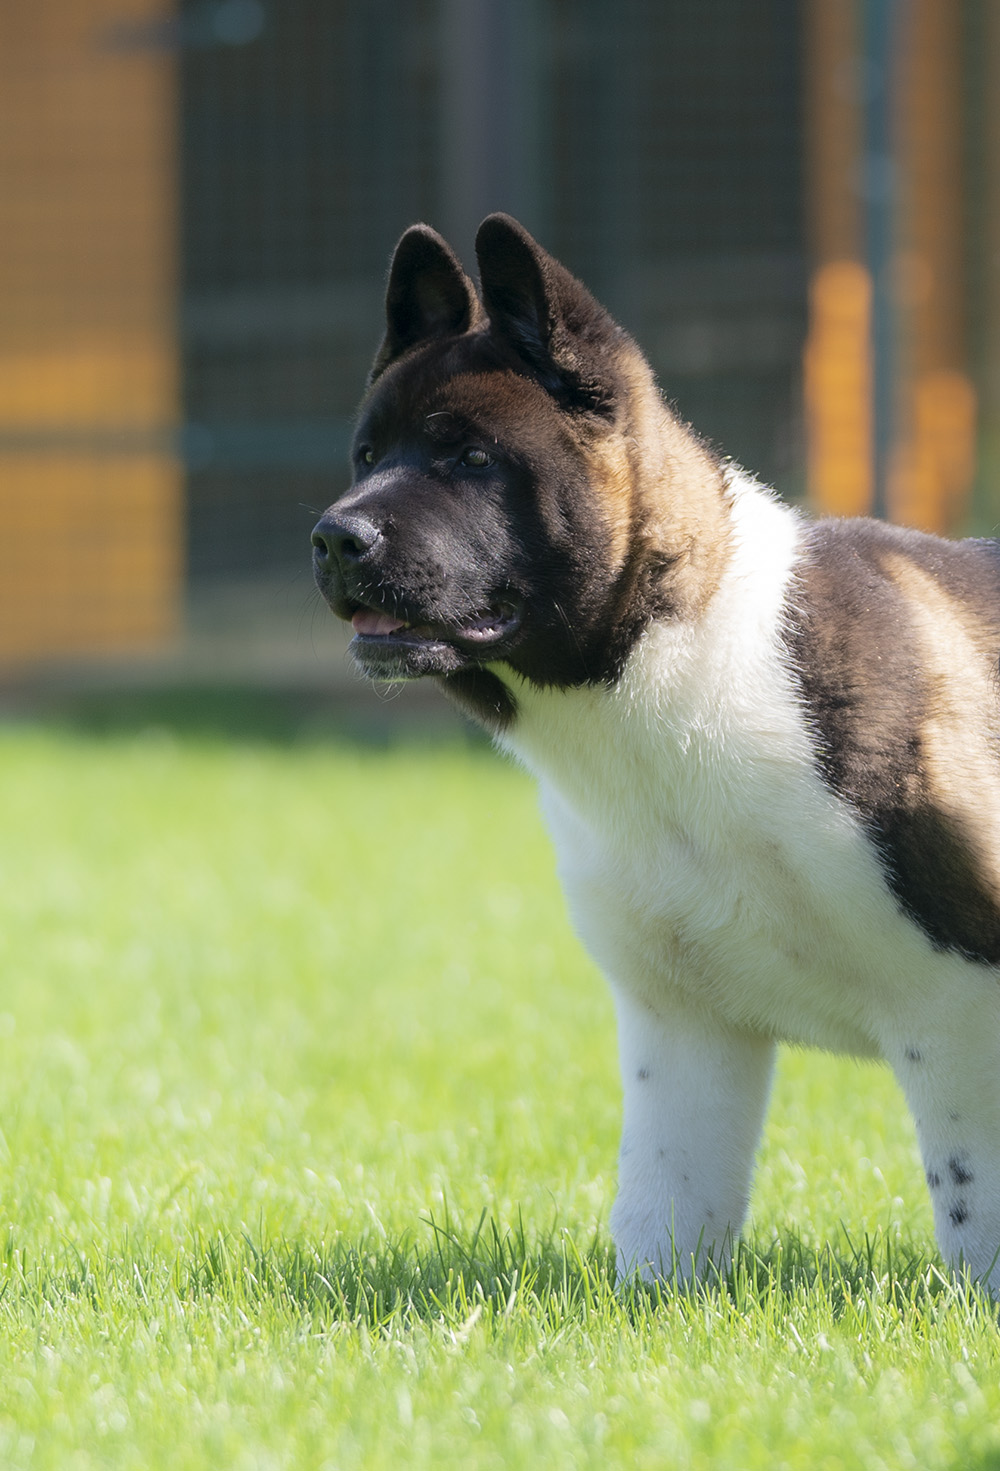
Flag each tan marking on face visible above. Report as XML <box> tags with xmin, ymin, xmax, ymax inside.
<box><xmin>885</xmin><ymin>553</ymin><xmax>1000</xmax><ymax>894</ymax></box>
<box><xmin>582</xmin><ymin>430</ymin><xmax>638</xmax><ymax>569</ymax></box>
<box><xmin>582</xmin><ymin>344</ymin><xmax>732</xmax><ymax>618</ymax></box>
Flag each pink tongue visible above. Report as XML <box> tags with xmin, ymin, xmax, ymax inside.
<box><xmin>352</xmin><ymin>608</ymin><xmax>407</xmax><ymax>636</ymax></box>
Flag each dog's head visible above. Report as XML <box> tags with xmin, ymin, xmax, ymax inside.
<box><xmin>313</xmin><ymin>214</ymin><xmax>727</xmax><ymax>727</ymax></box>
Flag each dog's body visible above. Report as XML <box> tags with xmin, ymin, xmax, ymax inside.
<box><xmin>313</xmin><ymin>214</ymin><xmax>1000</xmax><ymax>1287</ymax></box>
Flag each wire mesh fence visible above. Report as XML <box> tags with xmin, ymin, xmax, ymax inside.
<box><xmin>0</xmin><ymin>0</ymin><xmax>996</xmax><ymax>685</ymax></box>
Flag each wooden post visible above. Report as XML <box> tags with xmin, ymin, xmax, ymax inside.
<box><xmin>802</xmin><ymin>0</ymin><xmax>874</xmax><ymax>518</ymax></box>
<box><xmin>890</xmin><ymin>0</ymin><xmax>976</xmax><ymax>533</ymax></box>
<box><xmin>977</xmin><ymin>0</ymin><xmax>1000</xmax><ymax>514</ymax></box>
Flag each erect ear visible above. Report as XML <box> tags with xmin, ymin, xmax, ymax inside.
<box><xmin>475</xmin><ymin>213</ymin><xmax>622</xmax><ymax>414</ymax></box>
<box><xmin>370</xmin><ymin>225</ymin><xmax>480</xmax><ymax>383</ymax></box>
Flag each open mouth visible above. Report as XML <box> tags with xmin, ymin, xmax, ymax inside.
<box><xmin>350</xmin><ymin>600</ymin><xmax>521</xmax><ymax>650</ymax></box>
<box><xmin>344</xmin><ymin>597</ymin><xmax>521</xmax><ymax>680</ymax></box>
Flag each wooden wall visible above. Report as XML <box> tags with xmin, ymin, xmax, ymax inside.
<box><xmin>0</xmin><ymin>0</ymin><xmax>181</xmax><ymax>665</ymax></box>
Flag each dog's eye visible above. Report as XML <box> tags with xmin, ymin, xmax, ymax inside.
<box><xmin>461</xmin><ymin>447</ymin><xmax>493</xmax><ymax>469</ymax></box>
<box><xmin>358</xmin><ymin>446</ymin><xmax>375</xmax><ymax>467</ymax></box>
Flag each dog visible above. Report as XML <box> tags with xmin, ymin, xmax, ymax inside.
<box><xmin>312</xmin><ymin>213</ymin><xmax>1000</xmax><ymax>1288</ymax></box>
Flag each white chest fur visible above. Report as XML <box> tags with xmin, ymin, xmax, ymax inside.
<box><xmin>501</xmin><ymin>476</ymin><xmax>946</xmax><ymax>1058</ymax></box>
<box><xmin>497</xmin><ymin>476</ymin><xmax>1000</xmax><ymax>1288</ymax></box>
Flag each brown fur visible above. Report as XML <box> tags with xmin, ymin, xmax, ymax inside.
<box><xmin>885</xmin><ymin>555</ymin><xmax>1000</xmax><ymax>903</ymax></box>
<box><xmin>581</xmin><ymin>345</ymin><xmax>732</xmax><ymax>628</ymax></box>
<box><xmin>784</xmin><ymin>519</ymin><xmax>1000</xmax><ymax>961</ymax></box>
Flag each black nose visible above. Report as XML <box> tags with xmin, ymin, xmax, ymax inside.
<box><xmin>311</xmin><ymin>511</ymin><xmax>381</xmax><ymax>570</ymax></box>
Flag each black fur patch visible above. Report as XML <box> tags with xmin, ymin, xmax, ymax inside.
<box><xmin>784</xmin><ymin>519</ymin><xmax>1000</xmax><ymax>964</ymax></box>
<box><xmin>475</xmin><ymin>213</ymin><xmax>626</xmax><ymax>415</ymax></box>
<box><xmin>440</xmin><ymin>669</ymin><xmax>518</xmax><ymax>732</ymax></box>
<box><xmin>370</xmin><ymin>227</ymin><xmax>480</xmax><ymax>383</ymax></box>
<box><xmin>949</xmin><ymin>1155</ymin><xmax>974</xmax><ymax>1187</ymax></box>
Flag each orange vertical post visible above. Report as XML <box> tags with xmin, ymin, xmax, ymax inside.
<box><xmin>0</xmin><ymin>1</ymin><xmax>181</xmax><ymax>666</ymax></box>
<box><xmin>978</xmin><ymin>2</ymin><xmax>1000</xmax><ymax>512</ymax></box>
<box><xmin>802</xmin><ymin>0</ymin><xmax>874</xmax><ymax>518</ymax></box>
<box><xmin>890</xmin><ymin>0</ymin><xmax>976</xmax><ymax>532</ymax></box>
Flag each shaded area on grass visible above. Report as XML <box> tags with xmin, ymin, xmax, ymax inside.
<box><xmin>0</xmin><ymin>1216</ymin><xmax>986</xmax><ymax>1339</ymax></box>
<box><xmin>3</xmin><ymin>684</ymin><xmax>480</xmax><ymax>748</ymax></box>
<box><xmin>180</xmin><ymin>1220</ymin><xmax>990</xmax><ymax>1334</ymax></box>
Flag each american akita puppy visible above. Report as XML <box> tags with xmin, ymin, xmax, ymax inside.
<box><xmin>312</xmin><ymin>213</ymin><xmax>1000</xmax><ymax>1289</ymax></box>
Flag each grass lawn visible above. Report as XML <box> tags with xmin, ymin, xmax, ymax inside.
<box><xmin>0</xmin><ymin>717</ymin><xmax>998</xmax><ymax>1468</ymax></box>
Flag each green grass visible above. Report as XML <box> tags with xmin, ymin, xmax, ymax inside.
<box><xmin>0</xmin><ymin>720</ymin><xmax>999</xmax><ymax>1468</ymax></box>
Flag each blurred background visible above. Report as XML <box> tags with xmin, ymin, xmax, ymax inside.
<box><xmin>0</xmin><ymin>0</ymin><xmax>997</xmax><ymax>728</ymax></box>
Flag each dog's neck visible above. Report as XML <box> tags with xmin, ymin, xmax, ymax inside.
<box><xmin>492</xmin><ymin>472</ymin><xmax>805</xmax><ymax>812</ymax></box>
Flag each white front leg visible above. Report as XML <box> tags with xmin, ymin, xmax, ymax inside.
<box><xmin>887</xmin><ymin>987</ymin><xmax>1000</xmax><ymax>1293</ymax></box>
<box><xmin>610</xmin><ymin>985</ymin><xmax>776</xmax><ymax>1282</ymax></box>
